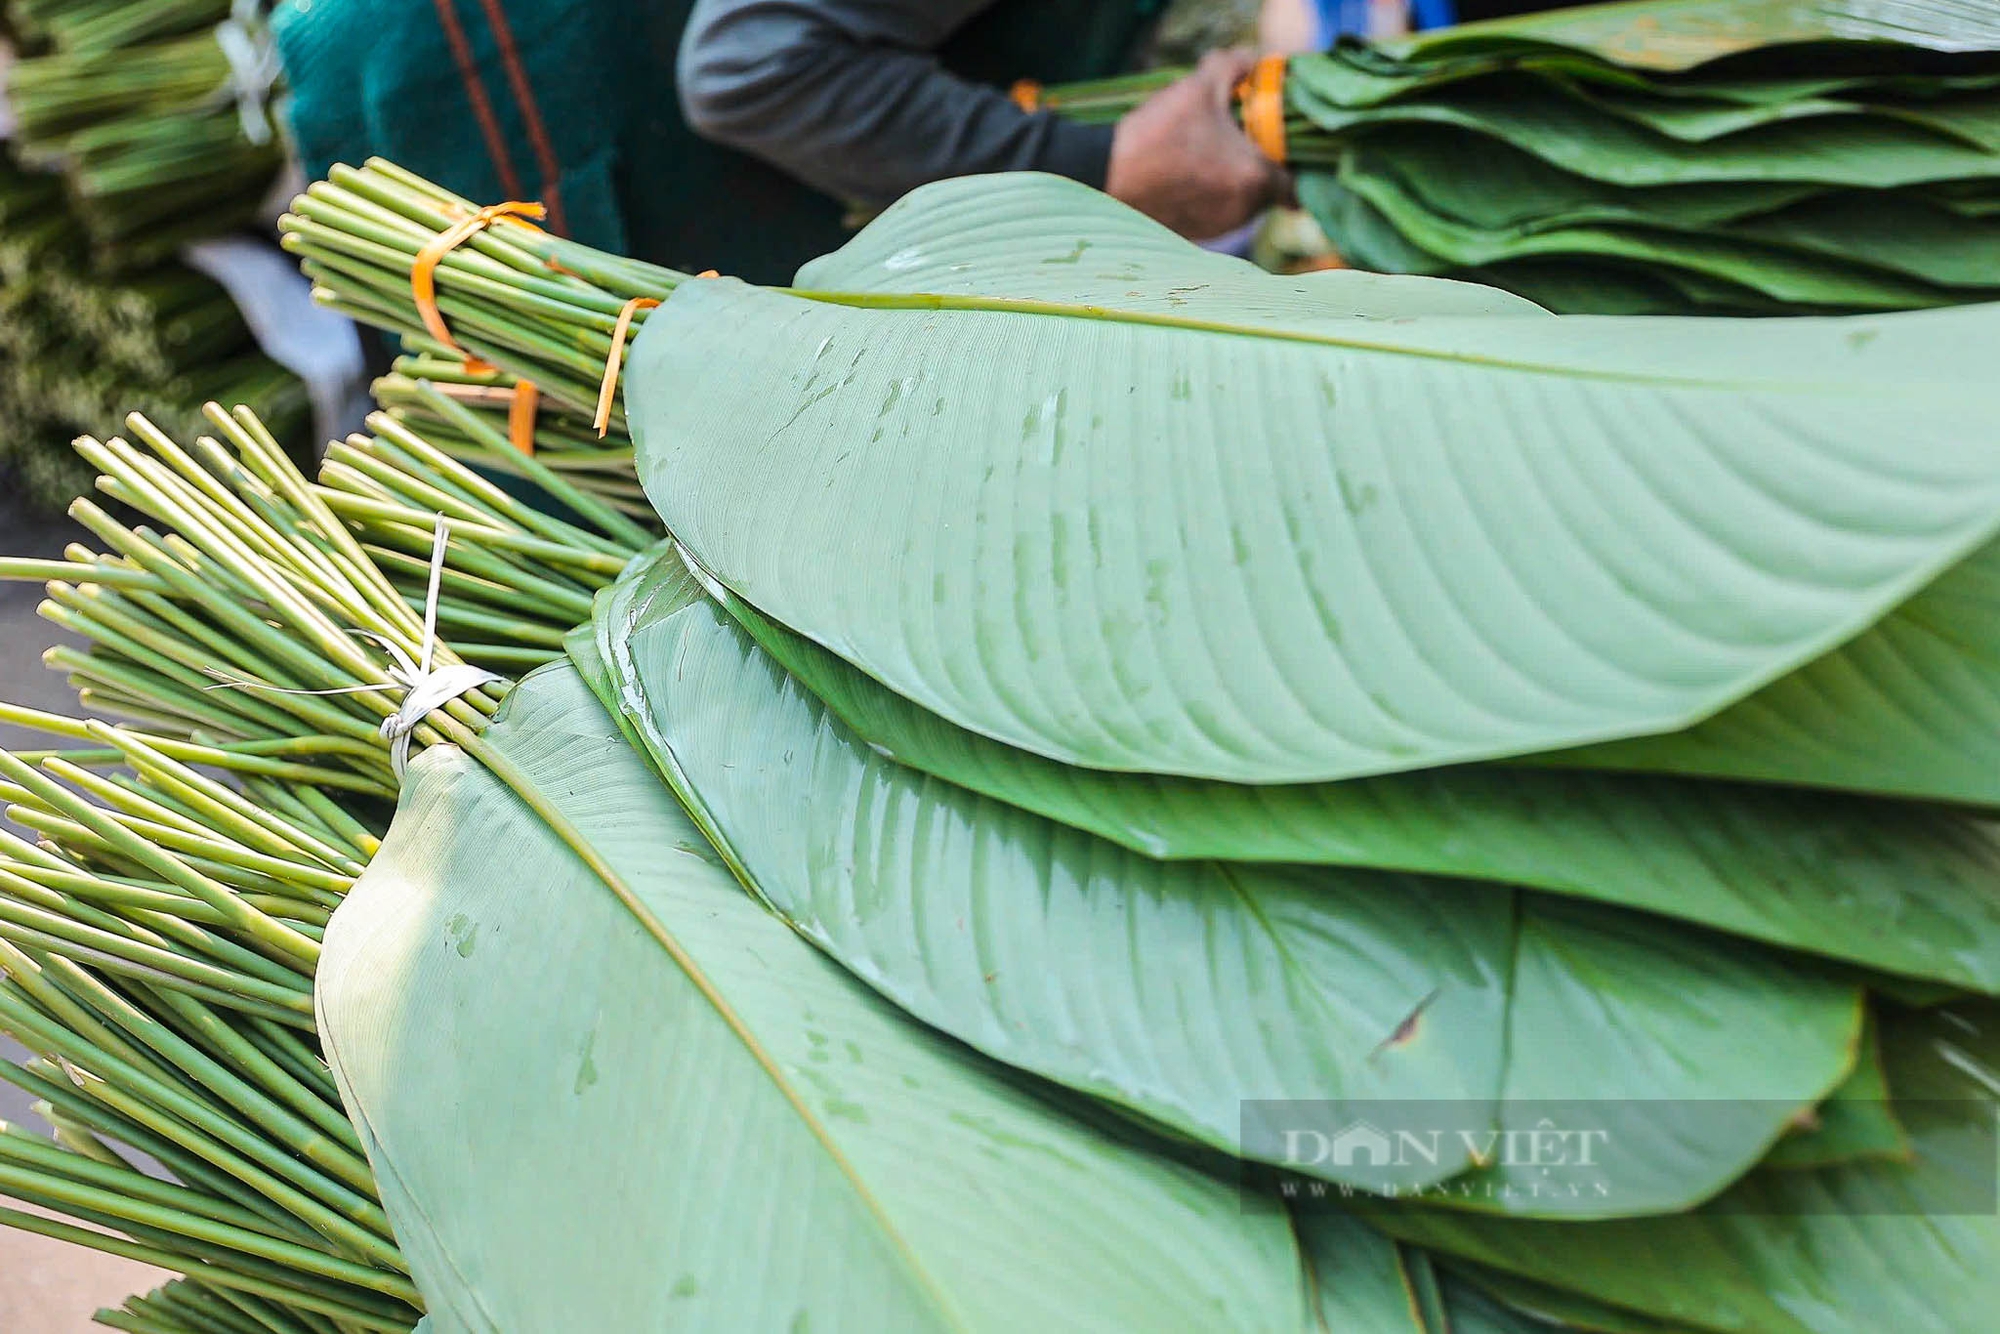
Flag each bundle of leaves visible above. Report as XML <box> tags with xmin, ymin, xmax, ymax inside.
<box><xmin>1048</xmin><ymin>0</ymin><xmax>2000</xmax><ymax>313</ymax></box>
<box><xmin>0</xmin><ymin>391</ymin><xmax>653</xmax><ymax>1330</ymax></box>
<box><xmin>4</xmin><ymin>0</ymin><xmax>284</xmax><ymax>269</ymax></box>
<box><xmin>0</xmin><ymin>152</ymin><xmax>308</xmax><ymax>513</ymax></box>
<box><xmin>265</xmin><ymin>159</ymin><xmax>2000</xmax><ymax>1329</ymax></box>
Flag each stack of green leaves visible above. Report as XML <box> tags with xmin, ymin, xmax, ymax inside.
<box><xmin>1047</xmin><ymin>0</ymin><xmax>2000</xmax><ymax>314</ymax></box>
<box><xmin>0</xmin><ymin>151</ymin><xmax>309</xmax><ymax>512</ymax></box>
<box><xmin>0</xmin><ymin>393</ymin><xmax>652</xmax><ymax>1331</ymax></box>
<box><xmin>285</xmin><ymin>160</ymin><xmax>2000</xmax><ymax>1329</ymax></box>
<box><xmin>4</xmin><ymin>0</ymin><xmax>284</xmax><ymax>269</ymax></box>
<box><xmin>0</xmin><ymin>382</ymin><xmax>1486</xmax><ymax>1332</ymax></box>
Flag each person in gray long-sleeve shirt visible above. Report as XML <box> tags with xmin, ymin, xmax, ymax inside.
<box><xmin>274</xmin><ymin>0</ymin><xmax>1285</xmax><ymax>281</ymax></box>
<box><xmin>679</xmin><ymin>0</ymin><xmax>1287</xmax><ymax>242</ymax></box>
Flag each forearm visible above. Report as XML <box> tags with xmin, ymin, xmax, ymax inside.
<box><xmin>678</xmin><ymin>0</ymin><xmax>1114</xmax><ymax>204</ymax></box>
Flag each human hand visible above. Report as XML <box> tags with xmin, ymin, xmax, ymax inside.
<box><xmin>1105</xmin><ymin>49</ymin><xmax>1289</xmax><ymax>240</ymax></box>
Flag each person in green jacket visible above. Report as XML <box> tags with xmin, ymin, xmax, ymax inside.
<box><xmin>274</xmin><ymin>0</ymin><xmax>1288</xmax><ymax>284</ymax></box>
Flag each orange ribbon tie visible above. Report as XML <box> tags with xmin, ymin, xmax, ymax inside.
<box><xmin>1009</xmin><ymin>79</ymin><xmax>1043</xmax><ymax>114</ymax></box>
<box><xmin>410</xmin><ymin>200</ymin><xmax>546</xmax><ymax>356</ymax></box>
<box><xmin>411</xmin><ymin>200</ymin><xmax>549</xmax><ymax>446</ymax></box>
<box><xmin>1237</xmin><ymin>54</ymin><xmax>1288</xmax><ymax>165</ymax></box>
<box><xmin>505</xmin><ymin>378</ymin><xmax>540</xmax><ymax>455</ymax></box>
<box><xmin>594</xmin><ymin>296</ymin><xmax>663</xmax><ymax>437</ymax></box>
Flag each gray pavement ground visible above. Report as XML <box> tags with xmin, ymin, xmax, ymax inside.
<box><xmin>0</xmin><ymin>482</ymin><xmax>169</xmax><ymax>1328</ymax></box>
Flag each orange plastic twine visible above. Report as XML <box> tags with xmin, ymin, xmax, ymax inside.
<box><xmin>1292</xmin><ymin>252</ymin><xmax>1348</xmax><ymax>273</ymax></box>
<box><xmin>1010</xmin><ymin>79</ymin><xmax>1043</xmax><ymax>113</ymax></box>
<box><xmin>1237</xmin><ymin>53</ymin><xmax>1289</xmax><ymax>164</ymax></box>
<box><xmin>410</xmin><ymin>201</ymin><xmax>545</xmax><ymax>354</ymax></box>
<box><xmin>411</xmin><ymin>200</ymin><xmax>548</xmax><ymax>449</ymax></box>
<box><xmin>504</xmin><ymin>378</ymin><xmax>540</xmax><ymax>454</ymax></box>
<box><xmin>594</xmin><ymin>296</ymin><xmax>663</xmax><ymax>437</ymax></box>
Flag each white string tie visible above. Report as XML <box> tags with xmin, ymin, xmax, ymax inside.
<box><xmin>204</xmin><ymin>514</ymin><xmax>499</xmax><ymax>780</ymax></box>
<box><xmin>374</xmin><ymin>517</ymin><xmax>500</xmax><ymax>777</ymax></box>
<box><xmin>213</xmin><ymin>0</ymin><xmax>283</xmax><ymax>147</ymax></box>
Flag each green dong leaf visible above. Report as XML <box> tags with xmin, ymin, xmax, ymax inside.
<box><xmin>705</xmin><ymin>559</ymin><xmax>2000</xmax><ymax>994</ymax></box>
<box><xmin>1368</xmin><ymin>1001</ymin><xmax>2000</xmax><ymax>1334</ymax></box>
<box><xmin>627</xmin><ymin>173</ymin><xmax>2000</xmax><ymax>787</ymax></box>
<box><xmin>316</xmin><ymin>663</ymin><xmax>1309</xmax><ymax>1332</ymax></box>
<box><xmin>586</xmin><ymin>544</ymin><xmax>1864</xmax><ymax>1217</ymax></box>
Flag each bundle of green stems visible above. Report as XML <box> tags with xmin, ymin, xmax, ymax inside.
<box><xmin>0</xmin><ymin>393</ymin><xmax>649</xmax><ymax>1329</ymax></box>
<box><xmin>5</xmin><ymin>2</ymin><xmax>283</xmax><ymax>266</ymax></box>
<box><xmin>5</xmin><ymin>0</ymin><xmax>231</xmax><ymax>54</ymax></box>
<box><xmin>280</xmin><ymin>159</ymin><xmax>690</xmax><ymax>436</ymax></box>
<box><xmin>0</xmin><ymin>149</ymin><xmax>308</xmax><ymax>510</ymax></box>
<box><xmin>371</xmin><ymin>350</ymin><xmax>656</xmax><ymax>522</ymax></box>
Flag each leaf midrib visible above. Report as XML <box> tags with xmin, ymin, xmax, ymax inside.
<box><xmin>453</xmin><ymin>721</ymin><xmax>973</xmax><ymax>1334</ymax></box>
<box><xmin>780</xmin><ymin>287</ymin><xmax>1948</xmax><ymax>395</ymax></box>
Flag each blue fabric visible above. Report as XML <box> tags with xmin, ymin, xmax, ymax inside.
<box><xmin>1310</xmin><ymin>0</ymin><xmax>1457</xmax><ymax>45</ymax></box>
<box><xmin>1311</xmin><ymin>0</ymin><xmax>1368</xmax><ymax>45</ymax></box>
<box><xmin>1411</xmin><ymin>0</ymin><xmax>1458</xmax><ymax>29</ymax></box>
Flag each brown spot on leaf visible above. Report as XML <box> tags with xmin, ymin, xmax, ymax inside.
<box><xmin>1371</xmin><ymin>989</ymin><xmax>1440</xmax><ymax>1061</ymax></box>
